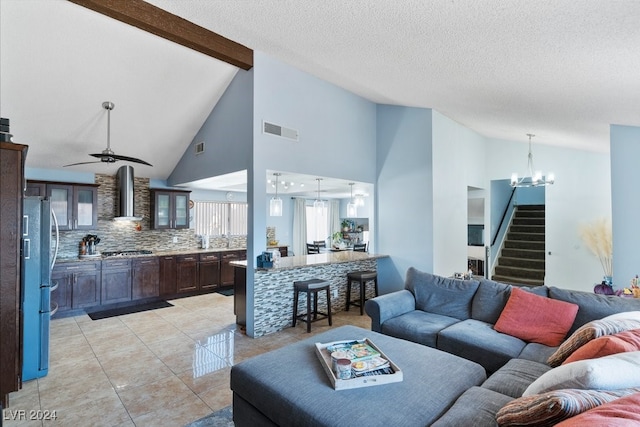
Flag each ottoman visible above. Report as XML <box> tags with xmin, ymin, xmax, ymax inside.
<box><xmin>231</xmin><ymin>325</ymin><xmax>486</xmax><ymax>426</ymax></box>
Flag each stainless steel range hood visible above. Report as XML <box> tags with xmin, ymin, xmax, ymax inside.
<box><xmin>114</xmin><ymin>165</ymin><xmax>142</xmax><ymax>221</ymax></box>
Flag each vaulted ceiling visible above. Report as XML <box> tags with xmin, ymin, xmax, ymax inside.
<box><xmin>2</xmin><ymin>1</ymin><xmax>639</xmax><ymax>184</ymax></box>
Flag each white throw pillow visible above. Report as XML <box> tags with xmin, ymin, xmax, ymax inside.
<box><xmin>524</xmin><ymin>351</ymin><xmax>640</xmax><ymax>396</ymax></box>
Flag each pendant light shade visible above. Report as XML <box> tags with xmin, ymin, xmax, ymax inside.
<box><xmin>347</xmin><ymin>183</ymin><xmax>357</xmax><ymax>217</ymax></box>
<box><xmin>270</xmin><ymin>173</ymin><xmax>283</xmax><ymax>216</ymax></box>
<box><xmin>314</xmin><ymin>178</ymin><xmax>324</xmax><ymax>214</ymax></box>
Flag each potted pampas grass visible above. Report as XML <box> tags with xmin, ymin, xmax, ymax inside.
<box><xmin>578</xmin><ymin>217</ymin><xmax>613</xmax><ymax>294</ymax></box>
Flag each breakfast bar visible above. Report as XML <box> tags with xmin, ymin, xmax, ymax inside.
<box><xmin>232</xmin><ymin>251</ymin><xmax>388</xmax><ymax>337</ymax></box>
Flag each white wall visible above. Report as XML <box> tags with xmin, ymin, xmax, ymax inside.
<box><xmin>485</xmin><ymin>138</ymin><xmax>611</xmax><ymax>291</ymax></box>
<box><xmin>432</xmin><ymin>111</ymin><xmax>487</xmax><ymax>276</ymax></box>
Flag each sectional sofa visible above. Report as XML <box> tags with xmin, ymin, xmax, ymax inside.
<box><xmin>364</xmin><ymin>267</ymin><xmax>640</xmax><ymax>425</ymax></box>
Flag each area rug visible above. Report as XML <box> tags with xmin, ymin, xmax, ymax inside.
<box><xmin>215</xmin><ymin>288</ymin><xmax>234</xmax><ymax>296</ymax></box>
<box><xmin>184</xmin><ymin>405</ymin><xmax>233</xmax><ymax>427</ymax></box>
<box><xmin>87</xmin><ymin>300</ymin><xmax>173</xmax><ymax>320</ymax></box>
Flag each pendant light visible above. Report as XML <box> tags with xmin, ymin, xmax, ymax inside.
<box><xmin>314</xmin><ymin>178</ymin><xmax>324</xmax><ymax>214</ymax></box>
<box><xmin>510</xmin><ymin>134</ymin><xmax>555</xmax><ymax>187</ymax></box>
<box><xmin>347</xmin><ymin>183</ymin><xmax>357</xmax><ymax>217</ymax></box>
<box><xmin>269</xmin><ymin>173</ymin><xmax>283</xmax><ymax>216</ymax></box>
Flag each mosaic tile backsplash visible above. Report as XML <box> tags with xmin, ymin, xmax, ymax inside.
<box><xmin>56</xmin><ymin>173</ymin><xmax>246</xmax><ymax>258</ymax></box>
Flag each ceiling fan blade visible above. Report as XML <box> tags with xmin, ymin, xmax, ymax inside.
<box><xmin>63</xmin><ymin>160</ymin><xmax>103</xmax><ymax>167</ymax></box>
<box><xmin>109</xmin><ymin>153</ymin><xmax>153</xmax><ymax>166</ymax></box>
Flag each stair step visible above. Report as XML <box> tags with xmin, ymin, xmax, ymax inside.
<box><xmin>507</xmin><ymin>232</ymin><xmax>545</xmax><ymax>242</ymax></box>
<box><xmin>494</xmin><ymin>265</ymin><xmax>545</xmax><ymax>280</ymax></box>
<box><xmin>510</xmin><ymin>224</ymin><xmax>545</xmax><ymax>233</ymax></box>
<box><xmin>515</xmin><ymin>210</ymin><xmax>545</xmax><ymax>218</ymax></box>
<box><xmin>499</xmin><ymin>256</ymin><xmax>545</xmax><ymax>269</ymax></box>
<box><xmin>513</xmin><ymin>218</ymin><xmax>545</xmax><ymax>226</ymax></box>
<box><xmin>502</xmin><ymin>248</ymin><xmax>545</xmax><ymax>260</ymax></box>
<box><xmin>504</xmin><ymin>240</ymin><xmax>545</xmax><ymax>250</ymax></box>
<box><xmin>517</xmin><ymin>205</ymin><xmax>545</xmax><ymax>210</ymax></box>
<box><xmin>491</xmin><ymin>274</ymin><xmax>545</xmax><ymax>287</ymax></box>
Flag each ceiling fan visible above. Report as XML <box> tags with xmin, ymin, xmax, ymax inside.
<box><xmin>64</xmin><ymin>101</ymin><xmax>152</xmax><ymax>167</ymax></box>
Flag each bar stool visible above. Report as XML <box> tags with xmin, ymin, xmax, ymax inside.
<box><xmin>346</xmin><ymin>270</ymin><xmax>378</xmax><ymax>315</ymax></box>
<box><xmin>292</xmin><ymin>279</ymin><xmax>332</xmax><ymax>332</ymax></box>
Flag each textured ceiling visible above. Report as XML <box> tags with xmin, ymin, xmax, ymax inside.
<box><xmin>2</xmin><ymin>1</ymin><xmax>640</xmax><ymax>186</ymax></box>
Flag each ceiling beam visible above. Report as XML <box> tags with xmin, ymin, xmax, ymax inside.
<box><xmin>68</xmin><ymin>0</ymin><xmax>253</xmax><ymax>70</ymax></box>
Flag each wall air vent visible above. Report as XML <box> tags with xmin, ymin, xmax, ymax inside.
<box><xmin>194</xmin><ymin>141</ymin><xmax>205</xmax><ymax>155</ymax></box>
<box><xmin>263</xmin><ymin>121</ymin><xmax>299</xmax><ymax>142</ymax></box>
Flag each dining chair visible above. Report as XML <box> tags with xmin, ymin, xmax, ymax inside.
<box><xmin>353</xmin><ymin>243</ymin><xmax>367</xmax><ymax>252</ymax></box>
<box><xmin>306</xmin><ymin>243</ymin><xmax>321</xmax><ymax>254</ymax></box>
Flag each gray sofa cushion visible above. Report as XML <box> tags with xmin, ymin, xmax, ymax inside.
<box><xmin>381</xmin><ymin>310</ymin><xmax>459</xmax><ymax>347</ymax></box>
<box><xmin>518</xmin><ymin>342</ymin><xmax>558</xmax><ymax>363</ymax></box>
<box><xmin>431</xmin><ymin>386</ymin><xmax>513</xmax><ymax>427</ymax></box>
<box><xmin>472</xmin><ymin>279</ymin><xmax>512</xmax><ymax>324</ymax></box>
<box><xmin>437</xmin><ymin>319</ymin><xmax>527</xmax><ymax>373</ymax></box>
<box><xmin>549</xmin><ymin>286</ymin><xmax>640</xmax><ymax>334</ymax></box>
<box><xmin>405</xmin><ymin>267</ymin><xmax>479</xmax><ymax>320</ymax></box>
<box><xmin>481</xmin><ymin>358</ymin><xmax>552</xmax><ymax>398</ymax></box>
<box><xmin>365</xmin><ymin>289</ymin><xmax>416</xmax><ymax>332</ymax></box>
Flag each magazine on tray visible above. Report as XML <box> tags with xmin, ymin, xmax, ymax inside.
<box><xmin>326</xmin><ymin>339</ymin><xmax>381</xmax><ymax>362</ymax></box>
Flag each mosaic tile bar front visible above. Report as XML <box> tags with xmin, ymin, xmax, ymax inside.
<box><xmin>252</xmin><ymin>258</ymin><xmax>377</xmax><ymax>337</ymax></box>
<box><xmin>56</xmin><ymin>174</ymin><xmax>246</xmax><ymax>258</ymax></box>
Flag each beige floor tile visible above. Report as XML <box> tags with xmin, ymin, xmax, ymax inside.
<box><xmin>39</xmin><ymin>374</ymin><xmax>116</xmax><ymax>410</ymax></box>
<box><xmin>4</xmin><ymin>379</ymin><xmax>41</xmax><ymax>415</ymax></box>
<box><xmin>101</xmin><ymin>356</ymin><xmax>174</xmax><ymax>391</ymax></box>
<box><xmin>50</xmin><ymin>319</ymin><xmax>83</xmax><ymax>340</ymax></box>
<box><xmin>49</xmin><ymin>334</ymin><xmax>93</xmax><ymax>367</ymax></box>
<box><xmin>93</xmin><ymin>338</ymin><xmax>155</xmax><ymax>365</ymax></box>
<box><xmin>198</xmin><ymin>384</ymin><xmax>233</xmax><ymax>412</ymax></box>
<box><xmin>37</xmin><ymin>356</ymin><xmax>107</xmax><ymax>393</ymax></box>
<box><xmin>177</xmin><ymin>366</ymin><xmax>231</xmax><ymax>395</ymax></box>
<box><xmin>45</xmin><ymin>392</ymin><xmax>132</xmax><ymax>427</ymax></box>
<box><xmin>132</xmin><ymin>321</ymin><xmax>185</xmax><ymax>344</ymax></box>
<box><xmin>130</xmin><ymin>393</ymin><xmax>212</xmax><ymax>427</ymax></box>
<box><xmin>77</xmin><ymin>316</ymin><xmax>125</xmax><ymax>334</ymax></box>
<box><xmin>89</xmin><ymin>332</ymin><xmax>148</xmax><ymax>358</ymax></box>
<box><xmin>117</xmin><ymin>375</ymin><xmax>195</xmax><ymax>419</ymax></box>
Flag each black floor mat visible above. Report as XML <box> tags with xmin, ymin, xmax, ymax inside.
<box><xmin>87</xmin><ymin>300</ymin><xmax>173</xmax><ymax>320</ymax></box>
<box><xmin>216</xmin><ymin>288</ymin><xmax>234</xmax><ymax>296</ymax></box>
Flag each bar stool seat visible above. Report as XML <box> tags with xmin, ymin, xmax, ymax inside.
<box><xmin>292</xmin><ymin>278</ymin><xmax>332</xmax><ymax>332</ymax></box>
<box><xmin>346</xmin><ymin>270</ymin><xmax>379</xmax><ymax>315</ymax></box>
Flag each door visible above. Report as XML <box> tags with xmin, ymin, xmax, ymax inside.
<box><xmin>132</xmin><ymin>258</ymin><xmax>159</xmax><ymax>299</ymax></box>
<box><xmin>174</xmin><ymin>193</ymin><xmax>189</xmax><ymax>229</ymax></box>
<box><xmin>176</xmin><ymin>255</ymin><xmax>198</xmax><ymax>293</ymax></box>
<box><xmin>74</xmin><ymin>186</ymin><xmax>97</xmax><ymax>229</ymax></box>
<box><xmin>154</xmin><ymin>191</ymin><xmax>172</xmax><ymax>229</ymax></box>
<box><xmin>72</xmin><ymin>270</ymin><xmax>101</xmax><ymax>308</ymax></box>
<box><xmin>48</xmin><ymin>184</ymin><xmax>73</xmax><ymax>231</ymax></box>
<box><xmin>101</xmin><ymin>260</ymin><xmax>132</xmax><ymax>304</ymax></box>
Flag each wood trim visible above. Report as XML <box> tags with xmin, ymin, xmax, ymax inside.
<box><xmin>68</xmin><ymin>0</ymin><xmax>253</xmax><ymax>70</ymax></box>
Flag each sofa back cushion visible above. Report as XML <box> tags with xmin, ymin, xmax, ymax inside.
<box><xmin>549</xmin><ymin>286</ymin><xmax>640</xmax><ymax>334</ymax></box>
<box><xmin>405</xmin><ymin>267</ymin><xmax>479</xmax><ymax>320</ymax></box>
<box><xmin>494</xmin><ymin>287</ymin><xmax>579</xmax><ymax>346</ymax></box>
<box><xmin>471</xmin><ymin>279</ymin><xmax>549</xmax><ymax>324</ymax></box>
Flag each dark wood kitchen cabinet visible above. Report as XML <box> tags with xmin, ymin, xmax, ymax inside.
<box><xmin>101</xmin><ymin>259</ymin><xmax>132</xmax><ymax>304</ymax></box>
<box><xmin>26</xmin><ymin>181</ymin><xmax>98</xmax><ymax>230</ymax></box>
<box><xmin>199</xmin><ymin>253</ymin><xmax>221</xmax><ymax>290</ymax></box>
<box><xmin>0</xmin><ymin>142</ymin><xmax>27</xmax><ymax>407</ymax></box>
<box><xmin>176</xmin><ymin>254</ymin><xmax>198</xmax><ymax>293</ymax></box>
<box><xmin>132</xmin><ymin>257</ymin><xmax>159</xmax><ymax>299</ymax></box>
<box><xmin>150</xmin><ymin>189</ymin><xmax>190</xmax><ymax>230</ymax></box>
<box><xmin>221</xmin><ymin>250</ymin><xmax>246</xmax><ymax>287</ymax></box>
<box><xmin>51</xmin><ymin>268</ymin><xmax>72</xmax><ymax>312</ymax></box>
<box><xmin>53</xmin><ymin>261</ymin><xmax>101</xmax><ymax>309</ymax></box>
<box><xmin>159</xmin><ymin>256</ymin><xmax>177</xmax><ymax>296</ymax></box>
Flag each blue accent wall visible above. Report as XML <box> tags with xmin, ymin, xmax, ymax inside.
<box><xmin>168</xmin><ymin>69</ymin><xmax>254</xmax><ymax>186</ymax></box>
<box><xmin>376</xmin><ymin>105</ymin><xmax>433</xmax><ymax>291</ymax></box>
<box><xmin>611</xmin><ymin>124</ymin><xmax>640</xmax><ymax>284</ymax></box>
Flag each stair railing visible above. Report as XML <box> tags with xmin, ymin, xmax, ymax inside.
<box><xmin>492</xmin><ymin>187</ymin><xmax>516</xmax><ymax>247</ymax></box>
<box><xmin>489</xmin><ymin>187</ymin><xmax>517</xmax><ymax>277</ymax></box>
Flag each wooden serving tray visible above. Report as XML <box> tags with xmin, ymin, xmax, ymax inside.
<box><xmin>314</xmin><ymin>338</ymin><xmax>403</xmax><ymax>390</ymax></box>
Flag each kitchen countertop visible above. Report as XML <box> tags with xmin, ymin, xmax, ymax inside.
<box><xmin>56</xmin><ymin>247</ymin><xmax>248</xmax><ymax>263</ymax></box>
<box><xmin>230</xmin><ymin>251</ymin><xmax>387</xmax><ymax>271</ymax></box>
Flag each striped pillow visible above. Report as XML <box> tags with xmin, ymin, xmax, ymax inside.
<box><xmin>496</xmin><ymin>388</ymin><xmax>640</xmax><ymax>427</ymax></box>
<box><xmin>547</xmin><ymin>315</ymin><xmax>640</xmax><ymax>367</ymax></box>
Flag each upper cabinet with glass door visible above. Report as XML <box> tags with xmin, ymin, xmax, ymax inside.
<box><xmin>26</xmin><ymin>181</ymin><xmax>98</xmax><ymax>230</ymax></box>
<box><xmin>150</xmin><ymin>189</ymin><xmax>190</xmax><ymax>230</ymax></box>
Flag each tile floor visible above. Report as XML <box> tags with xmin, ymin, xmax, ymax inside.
<box><xmin>3</xmin><ymin>292</ymin><xmax>371</xmax><ymax>427</ymax></box>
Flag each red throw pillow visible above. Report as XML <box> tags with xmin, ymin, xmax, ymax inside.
<box><xmin>562</xmin><ymin>329</ymin><xmax>640</xmax><ymax>364</ymax></box>
<box><xmin>554</xmin><ymin>392</ymin><xmax>640</xmax><ymax>427</ymax></box>
<box><xmin>494</xmin><ymin>287</ymin><xmax>579</xmax><ymax>346</ymax></box>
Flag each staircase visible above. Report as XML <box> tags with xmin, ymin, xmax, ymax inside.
<box><xmin>493</xmin><ymin>205</ymin><xmax>545</xmax><ymax>286</ymax></box>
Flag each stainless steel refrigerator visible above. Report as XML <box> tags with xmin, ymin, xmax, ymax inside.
<box><xmin>21</xmin><ymin>196</ymin><xmax>59</xmax><ymax>381</ymax></box>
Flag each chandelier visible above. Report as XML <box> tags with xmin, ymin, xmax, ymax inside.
<box><xmin>510</xmin><ymin>134</ymin><xmax>555</xmax><ymax>187</ymax></box>
<box><xmin>313</xmin><ymin>178</ymin><xmax>324</xmax><ymax>214</ymax></box>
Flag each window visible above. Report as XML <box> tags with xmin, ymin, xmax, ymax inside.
<box><xmin>306</xmin><ymin>204</ymin><xmax>328</xmax><ymax>243</ymax></box>
<box><xmin>194</xmin><ymin>201</ymin><xmax>247</xmax><ymax>236</ymax></box>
